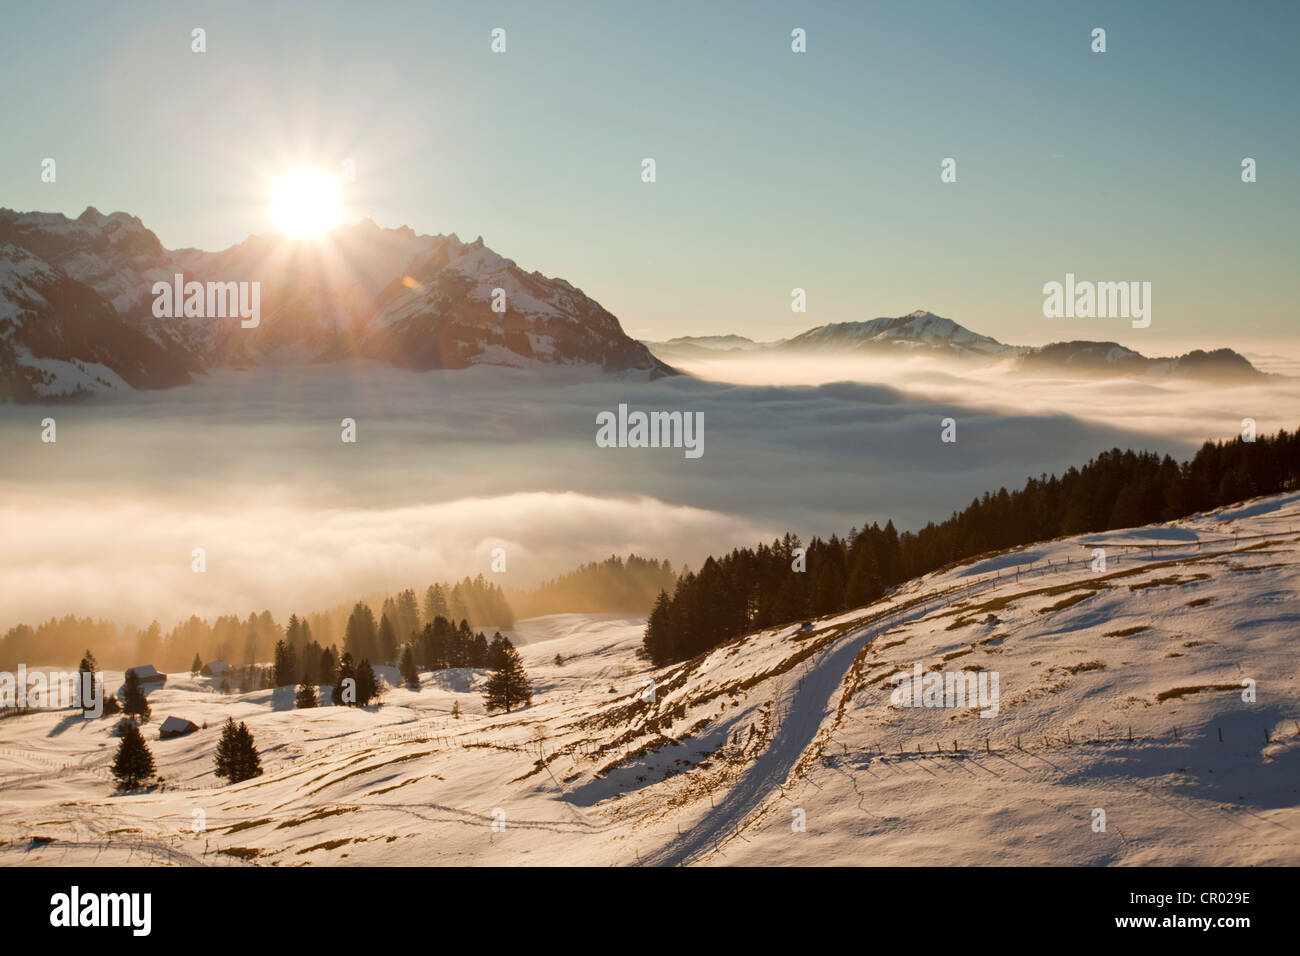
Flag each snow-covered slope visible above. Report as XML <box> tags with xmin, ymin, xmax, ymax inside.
<box><xmin>2</xmin><ymin>497</ymin><xmax>1297</xmax><ymax>866</ymax></box>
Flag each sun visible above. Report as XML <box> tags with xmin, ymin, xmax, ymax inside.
<box><xmin>269</xmin><ymin>166</ymin><xmax>343</xmax><ymax>238</ymax></box>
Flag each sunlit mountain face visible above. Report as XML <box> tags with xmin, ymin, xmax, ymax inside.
<box><xmin>0</xmin><ymin>208</ymin><xmax>672</xmax><ymax>401</ymax></box>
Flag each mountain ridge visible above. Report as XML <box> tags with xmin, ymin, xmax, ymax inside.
<box><xmin>0</xmin><ymin>207</ymin><xmax>674</xmax><ymax>401</ymax></box>
<box><xmin>645</xmin><ymin>309</ymin><xmax>1265</xmax><ymax>382</ymax></box>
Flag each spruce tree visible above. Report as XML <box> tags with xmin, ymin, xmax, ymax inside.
<box><xmin>190</xmin><ymin>652</ymin><xmax>202</xmax><ymax>675</ymax></box>
<box><xmin>111</xmin><ymin>722</ymin><xmax>155</xmax><ymax>790</ymax></box>
<box><xmin>355</xmin><ymin>659</ymin><xmax>379</xmax><ymax>707</ymax></box>
<box><xmin>319</xmin><ymin>646</ymin><xmax>339</xmax><ymax>687</ymax></box>
<box><xmin>121</xmin><ymin>669</ymin><xmax>151</xmax><ymax>723</ymax></box>
<box><xmin>344</xmin><ymin>603</ymin><xmax>378</xmax><ymax>663</ymax></box>
<box><xmin>377</xmin><ymin>614</ymin><xmax>398</xmax><ymax>665</ymax></box>
<box><xmin>482</xmin><ymin>645</ymin><xmax>532</xmax><ymax>714</ymax></box>
<box><xmin>214</xmin><ymin>717</ymin><xmax>262</xmax><ymax>783</ymax></box>
<box><xmin>333</xmin><ymin>653</ymin><xmax>356</xmax><ymax>706</ymax></box>
<box><xmin>272</xmin><ymin>639</ymin><xmax>297</xmax><ymax>686</ymax></box>
<box><xmin>399</xmin><ymin>644</ymin><xmax>419</xmax><ymax>689</ymax></box>
<box><xmin>78</xmin><ymin>651</ymin><xmax>101</xmax><ymax>716</ymax></box>
<box><xmin>295</xmin><ymin>671</ymin><xmax>317</xmax><ymax>709</ymax></box>
<box><xmin>488</xmin><ymin>632</ymin><xmax>514</xmax><ymax>669</ymax></box>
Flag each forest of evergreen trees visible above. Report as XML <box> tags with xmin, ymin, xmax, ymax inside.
<box><xmin>0</xmin><ymin>558</ymin><xmax>671</xmax><ymax>672</ymax></box>
<box><xmin>642</xmin><ymin>430</ymin><xmax>1300</xmax><ymax>665</ymax></box>
<box><xmin>510</xmin><ymin>554</ymin><xmax>676</xmax><ymax>617</ymax></box>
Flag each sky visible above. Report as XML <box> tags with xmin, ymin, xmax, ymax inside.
<box><xmin>2</xmin><ymin>0</ymin><xmax>1297</xmax><ymax>351</ymax></box>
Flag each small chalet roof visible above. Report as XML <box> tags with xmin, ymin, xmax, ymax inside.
<box><xmin>126</xmin><ymin>664</ymin><xmax>163</xmax><ymax>680</ymax></box>
<box><xmin>159</xmin><ymin>715</ymin><xmax>196</xmax><ymax>735</ymax></box>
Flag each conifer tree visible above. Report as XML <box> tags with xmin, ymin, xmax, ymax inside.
<box><xmin>333</xmin><ymin>653</ymin><xmax>356</xmax><ymax>706</ymax></box>
<box><xmin>488</xmin><ymin>631</ymin><xmax>514</xmax><ymax>669</ymax></box>
<box><xmin>483</xmin><ymin>644</ymin><xmax>532</xmax><ymax>714</ymax></box>
<box><xmin>214</xmin><ymin>717</ymin><xmax>263</xmax><ymax>783</ymax></box>
<box><xmin>378</xmin><ymin>614</ymin><xmax>398</xmax><ymax>665</ymax></box>
<box><xmin>78</xmin><ymin>650</ymin><xmax>101</xmax><ymax>716</ymax></box>
<box><xmin>319</xmin><ymin>646</ymin><xmax>339</xmax><ymax>687</ymax></box>
<box><xmin>355</xmin><ymin>659</ymin><xmax>379</xmax><ymax>707</ymax></box>
<box><xmin>190</xmin><ymin>652</ymin><xmax>202</xmax><ymax>675</ymax></box>
<box><xmin>344</xmin><ymin>603</ymin><xmax>378</xmax><ymax>663</ymax></box>
<box><xmin>111</xmin><ymin>722</ymin><xmax>155</xmax><ymax>790</ymax></box>
<box><xmin>399</xmin><ymin>644</ymin><xmax>419</xmax><ymax>689</ymax></box>
<box><xmin>423</xmin><ymin>584</ymin><xmax>449</xmax><ymax>624</ymax></box>
<box><xmin>273</xmin><ymin>639</ymin><xmax>297</xmax><ymax>686</ymax></box>
<box><xmin>121</xmin><ymin>669</ymin><xmax>151</xmax><ymax>723</ymax></box>
<box><xmin>295</xmin><ymin>671</ymin><xmax>317</xmax><ymax>709</ymax></box>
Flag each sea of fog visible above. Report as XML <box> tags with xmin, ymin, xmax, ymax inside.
<box><xmin>1</xmin><ymin>355</ymin><xmax>1295</xmax><ymax>630</ymax></box>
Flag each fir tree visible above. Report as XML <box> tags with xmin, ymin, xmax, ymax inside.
<box><xmin>333</xmin><ymin>653</ymin><xmax>356</xmax><ymax>706</ymax></box>
<box><xmin>190</xmin><ymin>652</ymin><xmax>202</xmax><ymax>675</ymax></box>
<box><xmin>318</xmin><ymin>646</ymin><xmax>339</xmax><ymax>686</ymax></box>
<box><xmin>423</xmin><ymin>583</ymin><xmax>449</xmax><ymax>624</ymax></box>
<box><xmin>121</xmin><ymin>669</ymin><xmax>151</xmax><ymax>723</ymax></box>
<box><xmin>483</xmin><ymin>644</ymin><xmax>532</xmax><ymax>714</ymax></box>
<box><xmin>78</xmin><ymin>650</ymin><xmax>101</xmax><ymax>716</ymax></box>
<box><xmin>272</xmin><ymin>639</ymin><xmax>297</xmax><ymax>686</ymax></box>
<box><xmin>295</xmin><ymin>671</ymin><xmax>317</xmax><ymax>709</ymax></box>
<box><xmin>111</xmin><ymin>722</ymin><xmax>155</xmax><ymax>790</ymax></box>
<box><xmin>399</xmin><ymin>644</ymin><xmax>419</xmax><ymax>689</ymax></box>
<box><xmin>214</xmin><ymin>717</ymin><xmax>262</xmax><ymax>783</ymax></box>
<box><xmin>377</xmin><ymin>614</ymin><xmax>398</xmax><ymax>665</ymax></box>
<box><xmin>344</xmin><ymin>603</ymin><xmax>378</xmax><ymax>663</ymax></box>
<box><xmin>488</xmin><ymin>631</ymin><xmax>514</xmax><ymax>669</ymax></box>
<box><xmin>355</xmin><ymin>659</ymin><xmax>379</xmax><ymax>707</ymax></box>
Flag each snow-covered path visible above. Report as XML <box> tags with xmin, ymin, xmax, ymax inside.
<box><xmin>639</xmin><ymin>585</ymin><xmax>986</xmax><ymax>866</ymax></box>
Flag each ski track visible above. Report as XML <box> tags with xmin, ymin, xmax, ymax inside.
<box><xmin>639</xmin><ymin>587</ymin><xmax>977</xmax><ymax>867</ymax></box>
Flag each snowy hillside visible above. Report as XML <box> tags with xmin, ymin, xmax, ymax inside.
<box><xmin>2</xmin><ymin>496</ymin><xmax>1297</xmax><ymax>866</ymax></box>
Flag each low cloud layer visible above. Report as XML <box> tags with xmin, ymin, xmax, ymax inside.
<box><xmin>2</xmin><ymin>358</ymin><xmax>1292</xmax><ymax>630</ymax></box>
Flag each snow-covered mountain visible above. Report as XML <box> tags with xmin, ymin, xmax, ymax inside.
<box><xmin>647</xmin><ymin>309</ymin><xmax>1264</xmax><ymax>383</ymax></box>
<box><xmin>0</xmin><ymin>208</ymin><xmax>674</xmax><ymax>401</ymax></box>
<box><xmin>783</xmin><ymin>309</ymin><xmax>1017</xmax><ymax>359</ymax></box>
<box><xmin>0</xmin><ymin>243</ymin><xmax>194</xmax><ymax>402</ymax></box>
<box><xmin>2</xmin><ymin>493</ymin><xmax>1296</xmax><ymax>866</ymax></box>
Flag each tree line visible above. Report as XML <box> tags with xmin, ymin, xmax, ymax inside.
<box><xmin>1</xmin><ymin>561</ymin><xmax>663</xmax><ymax>672</ymax></box>
<box><xmin>643</xmin><ymin>429</ymin><xmax>1300</xmax><ymax>665</ymax></box>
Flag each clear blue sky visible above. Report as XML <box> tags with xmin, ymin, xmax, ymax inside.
<box><xmin>2</xmin><ymin>0</ymin><xmax>1296</xmax><ymax>350</ymax></box>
